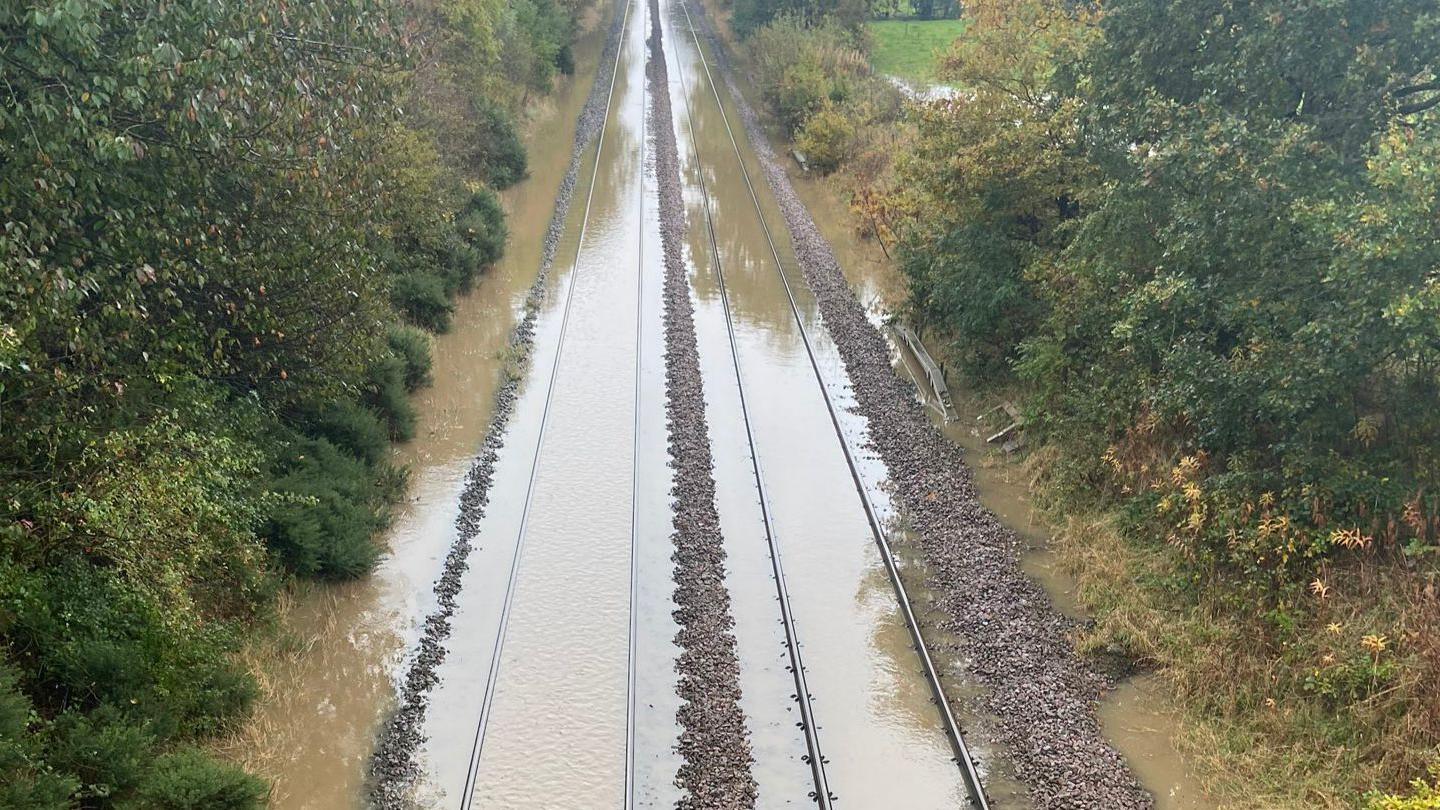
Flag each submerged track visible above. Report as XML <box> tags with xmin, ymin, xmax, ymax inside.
<box><xmin>664</xmin><ymin>9</ymin><xmax>834</xmax><ymax>808</ymax></box>
<box><xmin>671</xmin><ymin>0</ymin><xmax>990</xmax><ymax>805</ymax></box>
<box><xmin>624</xmin><ymin>0</ymin><xmax>648</xmax><ymax>804</ymax></box>
<box><xmin>455</xmin><ymin>0</ymin><xmax>640</xmax><ymax>804</ymax></box>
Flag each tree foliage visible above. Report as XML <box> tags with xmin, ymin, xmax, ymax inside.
<box><xmin>732</xmin><ymin>0</ymin><xmax>869</xmax><ymax>38</ymax></box>
<box><xmin>749</xmin><ymin>14</ymin><xmax>902</xmax><ymax>165</ymax></box>
<box><xmin>899</xmin><ymin>0</ymin><xmax>1440</xmax><ymax>578</ymax></box>
<box><xmin>895</xmin><ymin>1</ymin><xmax>1440</xmax><ymax>793</ymax></box>
<box><xmin>0</xmin><ymin>0</ymin><xmax>576</xmax><ymax>801</ymax></box>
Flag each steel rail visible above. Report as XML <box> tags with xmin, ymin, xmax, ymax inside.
<box><xmin>624</xmin><ymin>0</ymin><xmax>648</xmax><ymax>802</ymax></box>
<box><xmin>672</xmin><ymin>1</ymin><xmax>991</xmax><ymax>806</ymax></box>
<box><xmin>456</xmin><ymin>0</ymin><xmax>636</xmax><ymax>804</ymax></box>
<box><xmin>662</xmin><ymin>8</ymin><xmax>835</xmax><ymax>808</ymax></box>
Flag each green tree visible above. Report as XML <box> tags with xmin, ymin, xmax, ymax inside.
<box><xmin>0</xmin><ymin>0</ymin><xmax>578</xmax><ymax>802</ymax></box>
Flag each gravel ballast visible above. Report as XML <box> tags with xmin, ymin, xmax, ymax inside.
<box><xmin>648</xmin><ymin>2</ymin><xmax>758</xmax><ymax>806</ymax></box>
<box><xmin>679</xmin><ymin>3</ymin><xmax>1154</xmax><ymax>807</ymax></box>
<box><xmin>366</xmin><ymin>7</ymin><xmax>628</xmax><ymax>805</ymax></box>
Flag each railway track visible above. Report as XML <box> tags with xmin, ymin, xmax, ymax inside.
<box><xmin>669</xmin><ymin>0</ymin><xmax>991</xmax><ymax>806</ymax></box>
<box><xmin>624</xmin><ymin>0</ymin><xmax>649</xmax><ymax>804</ymax></box>
<box><xmin>454</xmin><ymin>0</ymin><xmax>643</xmax><ymax>805</ymax></box>
<box><xmin>448</xmin><ymin>0</ymin><xmax>988</xmax><ymax>803</ymax></box>
<box><xmin>663</xmin><ymin>10</ymin><xmax>835</xmax><ymax>808</ymax></box>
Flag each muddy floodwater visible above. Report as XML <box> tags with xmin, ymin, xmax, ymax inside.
<box><xmin>222</xmin><ymin>11</ymin><xmax>614</xmax><ymax>807</ymax></box>
<box><xmin>233</xmin><ymin>0</ymin><xmax>1214</xmax><ymax>804</ymax></box>
<box><xmin>409</xmin><ymin>2</ymin><xmax>685</xmax><ymax>805</ymax></box>
<box><xmin>665</xmin><ymin>3</ymin><xmax>970</xmax><ymax>804</ymax></box>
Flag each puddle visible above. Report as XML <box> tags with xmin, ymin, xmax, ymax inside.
<box><xmin>1100</xmin><ymin>676</ymin><xmax>1212</xmax><ymax>810</ymax></box>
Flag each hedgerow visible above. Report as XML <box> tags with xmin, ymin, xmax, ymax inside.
<box><xmin>0</xmin><ymin>0</ymin><xmax>577</xmax><ymax>801</ymax></box>
<box><xmin>887</xmin><ymin>0</ymin><xmax>1440</xmax><ymax>800</ymax></box>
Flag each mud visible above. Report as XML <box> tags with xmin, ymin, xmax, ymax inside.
<box><xmin>365</xmin><ymin>6</ymin><xmax>629</xmax><ymax>804</ymax></box>
<box><xmin>646</xmin><ymin>2</ymin><xmax>758</xmax><ymax>805</ymax></box>
<box><xmin>679</xmin><ymin>2</ymin><xmax>1153</xmax><ymax>806</ymax></box>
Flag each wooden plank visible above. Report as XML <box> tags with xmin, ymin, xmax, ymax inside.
<box><xmin>986</xmin><ymin>421</ymin><xmax>1019</xmax><ymax>444</ymax></box>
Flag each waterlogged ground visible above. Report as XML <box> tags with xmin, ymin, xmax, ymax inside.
<box><xmin>220</xmin><ymin>13</ymin><xmax>612</xmax><ymax>807</ymax></box>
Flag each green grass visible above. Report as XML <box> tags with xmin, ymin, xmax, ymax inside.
<box><xmin>866</xmin><ymin>19</ymin><xmax>968</xmax><ymax>83</ymax></box>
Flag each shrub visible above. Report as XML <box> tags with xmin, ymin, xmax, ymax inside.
<box><xmin>0</xmin><ymin>664</ymin><xmax>77</xmax><ymax>808</ymax></box>
<box><xmin>121</xmin><ymin>748</ymin><xmax>268</xmax><ymax>810</ymax></box>
<box><xmin>1367</xmin><ymin>769</ymin><xmax>1440</xmax><ymax>810</ymax></box>
<box><xmin>0</xmin><ymin>560</ymin><xmax>257</xmax><ymax>738</ymax></box>
<box><xmin>902</xmin><ymin>223</ymin><xmax>1043</xmax><ymax>379</ymax></box>
<box><xmin>774</xmin><ymin>61</ymin><xmax>830</xmax><ymax>133</ymax></box>
<box><xmin>387</xmin><ymin>325</ymin><xmax>434</xmax><ymax>391</ymax></box>
<box><xmin>456</xmin><ymin>187</ymin><xmax>508</xmax><ymax>268</ymax></box>
<box><xmin>364</xmin><ymin>355</ymin><xmax>417</xmax><ymax>442</ymax></box>
<box><xmin>56</xmin><ymin>401</ymin><xmax>274</xmax><ymax>621</ymax></box>
<box><xmin>470</xmin><ymin>99</ymin><xmax>528</xmax><ymax>190</ymax></box>
<box><xmin>438</xmin><ymin>233</ymin><xmax>483</xmax><ymax>294</ymax></box>
<box><xmin>794</xmin><ymin>102</ymin><xmax>856</xmax><ymax>173</ymax></box>
<box><xmin>307</xmin><ymin>400</ymin><xmax>390</xmax><ymax>466</ymax></box>
<box><xmin>751</xmin><ymin>17</ymin><xmax>870</xmax><ymax>133</ymax></box>
<box><xmin>392</xmin><ymin>272</ymin><xmax>454</xmax><ymax>333</ymax></box>
<box><xmin>264</xmin><ymin>439</ymin><xmax>393</xmax><ymax>579</ymax></box>
<box><xmin>47</xmin><ymin>707</ymin><xmax>153</xmax><ymax>800</ymax></box>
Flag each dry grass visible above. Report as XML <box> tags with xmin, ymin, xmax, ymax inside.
<box><xmin>208</xmin><ymin>584</ymin><xmax>346</xmax><ymax>798</ymax></box>
<box><xmin>1034</xmin><ymin>452</ymin><xmax>1440</xmax><ymax>807</ymax></box>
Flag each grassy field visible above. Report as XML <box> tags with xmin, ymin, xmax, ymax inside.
<box><xmin>866</xmin><ymin>19</ymin><xmax>968</xmax><ymax>83</ymax></box>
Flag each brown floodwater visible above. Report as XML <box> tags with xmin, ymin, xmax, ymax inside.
<box><xmin>406</xmin><ymin>1</ymin><xmax>683</xmax><ymax>805</ymax></box>
<box><xmin>220</xmin><ymin>10</ymin><xmax>617</xmax><ymax>808</ymax></box>
<box><xmin>458</xmin><ymin>5</ymin><xmax>639</xmax><ymax>798</ymax></box>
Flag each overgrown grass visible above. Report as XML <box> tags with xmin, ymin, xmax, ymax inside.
<box><xmin>866</xmin><ymin>19</ymin><xmax>967</xmax><ymax>83</ymax></box>
<box><xmin>1028</xmin><ymin>443</ymin><xmax>1440</xmax><ymax>807</ymax></box>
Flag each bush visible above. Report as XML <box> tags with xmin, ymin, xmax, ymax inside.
<box><xmin>0</xmin><ymin>560</ymin><xmax>257</xmax><ymax>739</ymax></box>
<box><xmin>307</xmin><ymin>400</ymin><xmax>390</xmax><ymax>466</ymax></box>
<box><xmin>555</xmin><ymin>43</ymin><xmax>575</xmax><ymax>75</ymax></box>
<box><xmin>774</xmin><ymin>61</ymin><xmax>830</xmax><ymax>132</ymax></box>
<box><xmin>0</xmin><ymin>664</ymin><xmax>76</xmax><ymax>808</ymax></box>
<box><xmin>794</xmin><ymin>101</ymin><xmax>856</xmax><ymax>173</ymax></box>
<box><xmin>437</xmin><ymin>234</ymin><xmax>483</xmax><ymax>294</ymax></box>
<box><xmin>471</xmin><ymin>99</ymin><xmax>529</xmax><ymax>190</ymax></box>
<box><xmin>902</xmin><ymin>223</ymin><xmax>1043</xmax><ymax>379</ymax></box>
<box><xmin>264</xmin><ymin>439</ymin><xmax>394</xmax><ymax>579</ymax></box>
<box><xmin>387</xmin><ymin>325</ymin><xmax>434</xmax><ymax>391</ymax></box>
<box><xmin>54</xmin><ymin>401</ymin><xmax>274</xmax><ymax>621</ymax></box>
<box><xmin>364</xmin><ymin>355</ymin><xmax>417</xmax><ymax>442</ymax></box>
<box><xmin>751</xmin><ymin>17</ymin><xmax>869</xmax><ymax>133</ymax></box>
<box><xmin>392</xmin><ymin>272</ymin><xmax>454</xmax><ymax>333</ymax></box>
<box><xmin>456</xmin><ymin>188</ymin><xmax>508</xmax><ymax>268</ymax></box>
<box><xmin>47</xmin><ymin>707</ymin><xmax>154</xmax><ymax>800</ymax></box>
<box><xmin>1368</xmin><ymin>774</ymin><xmax>1440</xmax><ymax>810</ymax></box>
<box><xmin>429</xmin><ymin>191</ymin><xmax>507</xmax><ymax>296</ymax></box>
<box><xmin>120</xmin><ymin>748</ymin><xmax>267</xmax><ymax>810</ymax></box>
